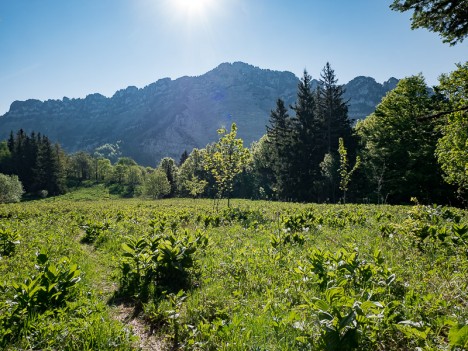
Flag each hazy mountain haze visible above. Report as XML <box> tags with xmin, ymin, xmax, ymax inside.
<box><xmin>0</xmin><ymin>62</ymin><xmax>397</xmax><ymax>166</ymax></box>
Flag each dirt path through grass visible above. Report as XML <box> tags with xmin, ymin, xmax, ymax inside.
<box><xmin>78</xmin><ymin>234</ymin><xmax>166</xmax><ymax>350</ymax></box>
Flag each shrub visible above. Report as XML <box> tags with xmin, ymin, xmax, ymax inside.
<box><xmin>144</xmin><ymin>169</ymin><xmax>171</xmax><ymax>199</ymax></box>
<box><xmin>0</xmin><ymin>173</ymin><xmax>24</xmax><ymax>203</ymax></box>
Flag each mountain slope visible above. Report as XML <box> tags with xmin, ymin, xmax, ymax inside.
<box><xmin>0</xmin><ymin>62</ymin><xmax>397</xmax><ymax>166</ymax></box>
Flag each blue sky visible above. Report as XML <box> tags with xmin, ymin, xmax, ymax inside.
<box><xmin>0</xmin><ymin>0</ymin><xmax>466</xmax><ymax>115</ymax></box>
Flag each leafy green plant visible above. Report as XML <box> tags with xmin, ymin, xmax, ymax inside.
<box><xmin>203</xmin><ymin>123</ymin><xmax>251</xmax><ymax>207</ymax></box>
<box><xmin>221</xmin><ymin>207</ymin><xmax>266</xmax><ymax>228</ymax></box>
<box><xmin>119</xmin><ymin>228</ymin><xmax>208</xmax><ymax>300</ymax></box>
<box><xmin>295</xmin><ymin>248</ymin><xmax>404</xmax><ymax>350</ymax></box>
<box><xmin>448</xmin><ymin>323</ymin><xmax>468</xmax><ymax>349</ymax></box>
<box><xmin>338</xmin><ymin>138</ymin><xmax>361</xmax><ymax>204</ymax></box>
<box><xmin>1</xmin><ymin>252</ymin><xmax>81</xmax><ymax>346</ymax></box>
<box><xmin>79</xmin><ymin>219</ymin><xmax>111</xmax><ymax>243</ymax></box>
<box><xmin>0</xmin><ymin>227</ymin><xmax>20</xmax><ymax>256</ymax></box>
<box><xmin>404</xmin><ymin>204</ymin><xmax>468</xmax><ymax>252</ymax></box>
<box><xmin>270</xmin><ymin>229</ymin><xmax>305</xmax><ymax>248</ymax></box>
<box><xmin>120</xmin><ymin>236</ymin><xmax>153</xmax><ymax>298</ymax></box>
<box><xmin>16</xmin><ymin>252</ymin><xmax>81</xmax><ymax>311</ymax></box>
<box><xmin>1</xmin><ymin>198</ymin><xmax>466</xmax><ymax>349</ymax></box>
<box><xmin>305</xmin><ymin>288</ymin><xmax>385</xmax><ymax>350</ymax></box>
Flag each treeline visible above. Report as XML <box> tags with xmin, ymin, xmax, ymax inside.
<box><xmin>0</xmin><ymin>62</ymin><xmax>466</xmax><ymax>205</ymax></box>
<box><xmin>0</xmin><ymin>131</ymin><xmax>66</xmax><ymax>196</ymax></box>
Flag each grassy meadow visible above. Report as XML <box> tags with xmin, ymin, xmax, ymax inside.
<box><xmin>0</xmin><ymin>188</ymin><xmax>467</xmax><ymax>350</ymax></box>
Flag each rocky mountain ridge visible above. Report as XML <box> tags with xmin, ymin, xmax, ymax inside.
<box><xmin>0</xmin><ymin>62</ymin><xmax>397</xmax><ymax>165</ymax></box>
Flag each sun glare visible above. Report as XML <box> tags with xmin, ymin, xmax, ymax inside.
<box><xmin>172</xmin><ymin>0</ymin><xmax>214</xmax><ymax>18</ymax></box>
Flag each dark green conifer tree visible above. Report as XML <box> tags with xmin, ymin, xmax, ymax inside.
<box><xmin>318</xmin><ymin>63</ymin><xmax>353</xmax><ymax>153</ymax></box>
<box><xmin>5</xmin><ymin>130</ymin><xmax>66</xmax><ymax>196</ymax></box>
<box><xmin>10</xmin><ymin>130</ymin><xmax>37</xmax><ymax>193</ymax></box>
<box><xmin>34</xmin><ymin>136</ymin><xmax>66</xmax><ymax>195</ymax></box>
<box><xmin>266</xmin><ymin>98</ymin><xmax>294</xmax><ymax>199</ymax></box>
<box><xmin>179</xmin><ymin>150</ymin><xmax>189</xmax><ymax>166</ymax></box>
<box><xmin>158</xmin><ymin>157</ymin><xmax>178</xmax><ymax>197</ymax></box>
<box><xmin>317</xmin><ymin>63</ymin><xmax>354</xmax><ymax>202</ymax></box>
<box><xmin>290</xmin><ymin>70</ymin><xmax>323</xmax><ymax>201</ymax></box>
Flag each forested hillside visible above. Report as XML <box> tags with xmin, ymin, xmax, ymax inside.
<box><xmin>1</xmin><ymin>62</ymin><xmax>466</xmax><ymax>206</ymax></box>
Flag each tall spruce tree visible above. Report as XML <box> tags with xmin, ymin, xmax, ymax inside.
<box><xmin>34</xmin><ymin>136</ymin><xmax>66</xmax><ymax>195</ymax></box>
<box><xmin>10</xmin><ymin>130</ymin><xmax>38</xmax><ymax>193</ymax></box>
<box><xmin>290</xmin><ymin>70</ymin><xmax>323</xmax><ymax>201</ymax></box>
<box><xmin>266</xmin><ymin>98</ymin><xmax>294</xmax><ymax>199</ymax></box>
<box><xmin>317</xmin><ymin>63</ymin><xmax>354</xmax><ymax>202</ymax></box>
<box><xmin>318</xmin><ymin>63</ymin><xmax>353</xmax><ymax>153</ymax></box>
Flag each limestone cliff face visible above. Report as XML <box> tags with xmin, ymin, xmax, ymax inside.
<box><xmin>0</xmin><ymin>62</ymin><xmax>397</xmax><ymax>166</ymax></box>
<box><xmin>344</xmin><ymin>76</ymin><xmax>398</xmax><ymax>122</ymax></box>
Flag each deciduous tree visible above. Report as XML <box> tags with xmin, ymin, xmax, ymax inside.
<box><xmin>144</xmin><ymin>169</ymin><xmax>171</xmax><ymax>199</ymax></box>
<box><xmin>0</xmin><ymin>173</ymin><xmax>24</xmax><ymax>203</ymax></box>
<box><xmin>356</xmin><ymin>75</ymin><xmax>449</xmax><ymax>203</ymax></box>
<box><xmin>390</xmin><ymin>0</ymin><xmax>468</xmax><ymax>45</ymax></box>
<box><xmin>204</xmin><ymin>123</ymin><xmax>250</xmax><ymax>207</ymax></box>
<box><xmin>435</xmin><ymin>62</ymin><xmax>468</xmax><ymax>198</ymax></box>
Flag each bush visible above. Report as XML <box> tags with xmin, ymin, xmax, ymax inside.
<box><xmin>144</xmin><ymin>169</ymin><xmax>171</xmax><ymax>199</ymax></box>
<box><xmin>0</xmin><ymin>173</ymin><xmax>24</xmax><ymax>203</ymax></box>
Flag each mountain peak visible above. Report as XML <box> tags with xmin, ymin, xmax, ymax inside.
<box><xmin>0</xmin><ymin>63</ymin><xmax>398</xmax><ymax>165</ymax></box>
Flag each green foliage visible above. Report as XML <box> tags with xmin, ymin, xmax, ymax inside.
<box><xmin>289</xmin><ymin>70</ymin><xmax>322</xmax><ymax>202</ymax></box>
<box><xmin>356</xmin><ymin>74</ymin><xmax>446</xmax><ymax>204</ymax></box>
<box><xmin>3</xmin><ymin>130</ymin><xmax>67</xmax><ymax>195</ymax></box>
<box><xmin>402</xmin><ymin>203</ymin><xmax>468</xmax><ymax>253</ymax></box>
<box><xmin>0</xmin><ymin>140</ymin><xmax>12</xmax><ymax>174</ymax></box>
<box><xmin>221</xmin><ymin>206</ymin><xmax>266</xmax><ymax>229</ymax></box>
<box><xmin>263</xmin><ymin>64</ymin><xmax>354</xmax><ymax>203</ymax></box>
<box><xmin>320</xmin><ymin>152</ymin><xmax>339</xmax><ymax>202</ymax></box>
<box><xmin>67</xmin><ymin>151</ymin><xmax>94</xmax><ymax>181</ymax></box>
<box><xmin>436</xmin><ymin>62</ymin><xmax>468</xmax><ymax>197</ymax></box>
<box><xmin>183</xmin><ymin>176</ymin><xmax>208</xmax><ymax>198</ymax></box>
<box><xmin>0</xmin><ymin>198</ymin><xmax>467</xmax><ymax>349</ymax></box>
<box><xmin>265</xmin><ymin>99</ymin><xmax>294</xmax><ymax>199</ymax></box>
<box><xmin>338</xmin><ymin>138</ymin><xmax>361</xmax><ymax>204</ymax></box>
<box><xmin>178</xmin><ymin>148</ymin><xmax>212</xmax><ymax>198</ymax></box>
<box><xmin>1</xmin><ymin>253</ymin><xmax>81</xmax><ymax>346</ymax></box>
<box><xmin>270</xmin><ymin>228</ymin><xmax>305</xmax><ymax>248</ymax></box>
<box><xmin>94</xmin><ymin>142</ymin><xmax>122</xmax><ymax>163</ymax></box>
<box><xmin>390</xmin><ymin>0</ymin><xmax>468</xmax><ymax>45</ymax></box>
<box><xmin>449</xmin><ymin>323</ymin><xmax>468</xmax><ymax>348</ymax></box>
<box><xmin>158</xmin><ymin>157</ymin><xmax>178</xmax><ymax>197</ymax></box>
<box><xmin>318</xmin><ymin>62</ymin><xmax>354</xmax><ymax>156</ymax></box>
<box><xmin>295</xmin><ymin>248</ymin><xmax>401</xmax><ymax>349</ymax></box>
<box><xmin>119</xmin><ymin>228</ymin><xmax>208</xmax><ymax>300</ymax></box>
<box><xmin>79</xmin><ymin>219</ymin><xmax>111</xmax><ymax>244</ymax></box>
<box><xmin>143</xmin><ymin>169</ymin><xmax>171</xmax><ymax>199</ymax></box>
<box><xmin>0</xmin><ymin>227</ymin><xmax>20</xmax><ymax>256</ymax></box>
<box><xmin>0</xmin><ymin>173</ymin><xmax>24</xmax><ymax>203</ymax></box>
<box><xmin>204</xmin><ymin>123</ymin><xmax>251</xmax><ymax>206</ymax></box>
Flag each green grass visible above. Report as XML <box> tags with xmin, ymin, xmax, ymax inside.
<box><xmin>47</xmin><ymin>183</ymin><xmax>119</xmax><ymax>201</ymax></box>
<box><xmin>0</xmin><ymin>198</ymin><xmax>467</xmax><ymax>350</ymax></box>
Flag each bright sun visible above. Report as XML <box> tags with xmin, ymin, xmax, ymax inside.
<box><xmin>172</xmin><ymin>0</ymin><xmax>214</xmax><ymax>17</ymax></box>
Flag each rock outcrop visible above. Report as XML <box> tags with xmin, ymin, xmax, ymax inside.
<box><xmin>0</xmin><ymin>62</ymin><xmax>397</xmax><ymax>165</ymax></box>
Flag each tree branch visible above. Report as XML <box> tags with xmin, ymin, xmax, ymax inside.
<box><xmin>418</xmin><ymin>105</ymin><xmax>468</xmax><ymax>121</ymax></box>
